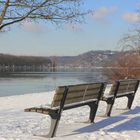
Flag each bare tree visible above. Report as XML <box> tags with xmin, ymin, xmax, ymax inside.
<box><xmin>119</xmin><ymin>28</ymin><xmax>140</xmax><ymax>55</ymax></box>
<box><xmin>105</xmin><ymin>11</ymin><xmax>140</xmax><ymax>81</ymax></box>
<box><xmin>0</xmin><ymin>0</ymin><xmax>88</xmax><ymax>31</ymax></box>
<box><xmin>118</xmin><ymin>8</ymin><xmax>140</xmax><ymax>54</ymax></box>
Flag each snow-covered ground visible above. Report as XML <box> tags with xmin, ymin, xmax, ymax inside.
<box><xmin>0</xmin><ymin>86</ymin><xmax>140</xmax><ymax>140</ymax></box>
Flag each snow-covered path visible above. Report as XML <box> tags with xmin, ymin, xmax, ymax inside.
<box><xmin>0</xmin><ymin>88</ymin><xmax>140</xmax><ymax>140</ymax></box>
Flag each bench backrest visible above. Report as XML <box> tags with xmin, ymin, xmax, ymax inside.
<box><xmin>51</xmin><ymin>83</ymin><xmax>105</xmax><ymax>108</ymax></box>
<box><xmin>109</xmin><ymin>79</ymin><xmax>139</xmax><ymax>96</ymax></box>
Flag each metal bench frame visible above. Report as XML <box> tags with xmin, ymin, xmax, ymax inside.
<box><xmin>25</xmin><ymin>82</ymin><xmax>105</xmax><ymax>138</ymax></box>
<box><xmin>101</xmin><ymin>79</ymin><xmax>139</xmax><ymax>117</ymax></box>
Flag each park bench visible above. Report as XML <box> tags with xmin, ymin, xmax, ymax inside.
<box><xmin>101</xmin><ymin>79</ymin><xmax>139</xmax><ymax>117</ymax></box>
<box><xmin>24</xmin><ymin>82</ymin><xmax>105</xmax><ymax>138</ymax></box>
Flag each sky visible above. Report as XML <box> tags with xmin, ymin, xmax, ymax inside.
<box><xmin>0</xmin><ymin>0</ymin><xmax>140</xmax><ymax>56</ymax></box>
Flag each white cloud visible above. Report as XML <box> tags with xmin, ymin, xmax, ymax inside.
<box><xmin>122</xmin><ymin>13</ymin><xmax>140</xmax><ymax>23</ymax></box>
<box><xmin>22</xmin><ymin>21</ymin><xmax>43</xmax><ymax>33</ymax></box>
<box><xmin>92</xmin><ymin>6</ymin><xmax>117</xmax><ymax>21</ymax></box>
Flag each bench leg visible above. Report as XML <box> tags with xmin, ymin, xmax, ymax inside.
<box><xmin>88</xmin><ymin>103</ymin><xmax>98</xmax><ymax>123</ymax></box>
<box><xmin>47</xmin><ymin>117</ymin><xmax>60</xmax><ymax>138</ymax></box>
<box><xmin>104</xmin><ymin>98</ymin><xmax>114</xmax><ymax>117</ymax></box>
<box><xmin>127</xmin><ymin>95</ymin><xmax>134</xmax><ymax>109</ymax></box>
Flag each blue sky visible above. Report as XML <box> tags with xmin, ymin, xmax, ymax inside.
<box><xmin>0</xmin><ymin>0</ymin><xmax>140</xmax><ymax>56</ymax></box>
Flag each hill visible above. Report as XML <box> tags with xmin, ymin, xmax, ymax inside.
<box><xmin>55</xmin><ymin>50</ymin><xmax>119</xmax><ymax>67</ymax></box>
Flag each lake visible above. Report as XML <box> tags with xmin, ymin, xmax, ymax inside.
<box><xmin>0</xmin><ymin>70</ymin><xmax>107</xmax><ymax>97</ymax></box>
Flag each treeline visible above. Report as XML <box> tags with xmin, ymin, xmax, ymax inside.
<box><xmin>0</xmin><ymin>54</ymin><xmax>53</xmax><ymax>72</ymax></box>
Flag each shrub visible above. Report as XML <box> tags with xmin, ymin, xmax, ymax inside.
<box><xmin>104</xmin><ymin>51</ymin><xmax>140</xmax><ymax>82</ymax></box>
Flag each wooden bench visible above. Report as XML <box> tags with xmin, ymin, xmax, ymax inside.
<box><xmin>24</xmin><ymin>82</ymin><xmax>105</xmax><ymax>138</ymax></box>
<box><xmin>101</xmin><ymin>79</ymin><xmax>139</xmax><ymax>117</ymax></box>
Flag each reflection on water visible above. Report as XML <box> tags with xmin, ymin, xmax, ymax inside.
<box><xmin>0</xmin><ymin>71</ymin><xmax>107</xmax><ymax>97</ymax></box>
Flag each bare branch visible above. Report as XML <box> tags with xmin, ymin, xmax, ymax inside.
<box><xmin>104</xmin><ymin>52</ymin><xmax>140</xmax><ymax>82</ymax></box>
<box><xmin>0</xmin><ymin>0</ymin><xmax>87</xmax><ymax>31</ymax></box>
<box><xmin>0</xmin><ymin>0</ymin><xmax>9</xmax><ymax>25</ymax></box>
<box><xmin>119</xmin><ymin>10</ymin><xmax>140</xmax><ymax>54</ymax></box>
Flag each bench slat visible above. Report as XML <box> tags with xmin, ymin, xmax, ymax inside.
<box><xmin>53</xmin><ymin>97</ymin><xmax>84</xmax><ymax>107</ymax></box>
<box><xmin>109</xmin><ymin>80</ymin><xmax>138</xmax><ymax>96</ymax></box>
<box><xmin>117</xmin><ymin>80</ymin><xmax>138</xmax><ymax>85</ymax></box>
<box><xmin>56</xmin><ymin>83</ymin><xmax>102</xmax><ymax>95</ymax></box>
<box><xmin>84</xmin><ymin>94</ymin><xmax>98</xmax><ymax>101</ymax></box>
<box><xmin>51</xmin><ymin>83</ymin><xmax>103</xmax><ymax>107</ymax></box>
<box><xmin>53</xmin><ymin>88</ymin><xmax>101</xmax><ymax>101</ymax></box>
<box><xmin>25</xmin><ymin>107</ymin><xmax>50</xmax><ymax>114</ymax></box>
<box><xmin>53</xmin><ymin>91</ymin><xmax>85</xmax><ymax>101</ymax></box>
<box><xmin>111</xmin><ymin>85</ymin><xmax>136</xmax><ymax>94</ymax></box>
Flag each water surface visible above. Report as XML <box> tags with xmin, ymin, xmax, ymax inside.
<box><xmin>0</xmin><ymin>71</ymin><xmax>106</xmax><ymax>97</ymax></box>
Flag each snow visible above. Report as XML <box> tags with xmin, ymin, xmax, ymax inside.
<box><xmin>0</xmin><ymin>86</ymin><xmax>140</xmax><ymax>140</ymax></box>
